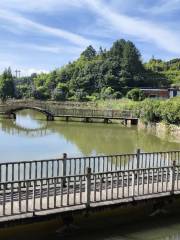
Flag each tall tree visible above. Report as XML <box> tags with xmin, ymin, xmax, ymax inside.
<box><xmin>0</xmin><ymin>67</ymin><xmax>15</xmax><ymax>102</ymax></box>
<box><xmin>81</xmin><ymin>45</ymin><xmax>97</xmax><ymax>60</ymax></box>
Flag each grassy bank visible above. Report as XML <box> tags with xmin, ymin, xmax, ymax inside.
<box><xmin>95</xmin><ymin>97</ymin><xmax>180</xmax><ymax>126</ymax></box>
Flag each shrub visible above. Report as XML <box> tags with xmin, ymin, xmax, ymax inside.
<box><xmin>160</xmin><ymin>97</ymin><xmax>180</xmax><ymax>124</ymax></box>
<box><xmin>127</xmin><ymin>88</ymin><xmax>145</xmax><ymax>101</ymax></box>
<box><xmin>33</xmin><ymin>86</ymin><xmax>50</xmax><ymax>100</ymax></box>
<box><xmin>138</xmin><ymin>99</ymin><xmax>162</xmax><ymax>123</ymax></box>
<box><xmin>53</xmin><ymin>83</ymin><xmax>69</xmax><ymax>101</ymax></box>
<box><xmin>100</xmin><ymin>87</ymin><xmax>120</xmax><ymax>100</ymax></box>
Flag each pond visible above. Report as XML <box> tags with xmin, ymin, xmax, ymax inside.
<box><xmin>1</xmin><ymin>109</ymin><xmax>180</xmax><ymax>240</ymax></box>
<box><xmin>0</xmin><ymin>109</ymin><xmax>179</xmax><ymax>163</ymax></box>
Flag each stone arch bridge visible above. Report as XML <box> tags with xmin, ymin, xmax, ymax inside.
<box><xmin>0</xmin><ymin>100</ymin><xmax>138</xmax><ymax>124</ymax></box>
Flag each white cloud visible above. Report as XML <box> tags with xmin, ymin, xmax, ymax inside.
<box><xmin>0</xmin><ymin>9</ymin><xmax>92</xmax><ymax>47</ymax></box>
<box><xmin>11</xmin><ymin>43</ymin><xmax>83</xmax><ymax>55</ymax></box>
<box><xmin>0</xmin><ymin>64</ymin><xmax>50</xmax><ymax>76</ymax></box>
<box><xmin>28</xmin><ymin>45</ymin><xmax>82</xmax><ymax>55</ymax></box>
<box><xmin>147</xmin><ymin>0</ymin><xmax>180</xmax><ymax>14</ymax></box>
<box><xmin>84</xmin><ymin>0</ymin><xmax>180</xmax><ymax>54</ymax></box>
<box><xmin>21</xmin><ymin>68</ymin><xmax>50</xmax><ymax>76</ymax></box>
<box><xmin>0</xmin><ymin>0</ymin><xmax>84</xmax><ymax>13</ymax></box>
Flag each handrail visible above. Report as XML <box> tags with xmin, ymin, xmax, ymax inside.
<box><xmin>0</xmin><ymin>162</ymin><xmax>178</xmax><ymax>218</ymax></box>
<box><xmin>0</xmin><ymin>150</ymin><xmax>180</xmax><ymax>183</ymax></box>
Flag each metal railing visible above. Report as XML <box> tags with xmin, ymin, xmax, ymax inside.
<box><xmin>0</xmin><ymin>162</ymin><xmax>179</xmax><ymax>218</ymax></box>
<box><xmin>1</xmin><ymin>150</ymin><xmax>180</xmax><ymax>183</ymax></box>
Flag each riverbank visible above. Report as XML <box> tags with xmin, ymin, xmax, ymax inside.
<box><xmin>1</xmin><ymin>98</ymin><xmax>180</xmax><ymax>142</ymax></box>
<box><xmin>95</xmin><ymin>98</ymin><xmax>180</xmax><ymax>142</ymax></box>
<box><xmin>138</xmin><ymin>120</ymin><xmax>180</xmax><ymax>142</ymax></box>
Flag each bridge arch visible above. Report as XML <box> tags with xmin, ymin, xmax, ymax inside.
<box><xmin>5</xmin><ymin>106</ymin><xmax>54</xmax><ymax>121</ymax></box>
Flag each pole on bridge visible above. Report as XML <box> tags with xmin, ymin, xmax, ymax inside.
<box><xmin>136</xmin><ymin>149</ymin><xmax>141</xmax><ymax>169</ymax></box>
<box><xmin>62</xmin><ymin>153</ymin><xmax>67</xmax><ymax>187</ymax></box>
<box><xmin>86</xmin><ymin>167</ymin><xmax>91</xmax><ymax>208</ymax></box>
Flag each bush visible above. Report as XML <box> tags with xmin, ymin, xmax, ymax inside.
<box><xmin>100</xmin><ymin>87</ymin><xmax>120</xmax><ymax>100</ymax></box>
<box><xmin>127</xmin><ymin>88</ymin><xmax>145</xmax><ymax>101</ymax></box>
<box><xmin>74</xmin><ymin>89</ymin><xmax>87</xmax><ymax>101</ymax></box>
<box><xmin>160</xmin><ymin>97</ymin><xmax>180</xmax><ymax>124</ymax></box>
<box><xmin>53</xmin><ymin>83</ymin><xmax>69</xmax><ymax>101</ymax></box>
<box><xmin>137</xmin><ymin>97</ymin><xmax>180</xmax><ymax>125</ymax></box>
<box><xmin>138</xmin><ymin>99</ymin><xmax>162</xmax><ymax>123</ymax></box>
<box><xmin>33</xmin><ymin>86</ymin><xmax>50</xmax><ymax>100</ymax></box>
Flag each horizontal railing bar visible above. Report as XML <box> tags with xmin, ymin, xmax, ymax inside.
<box><xmin>0</xmin><ymin>150</ymin><xmax>180</xmax><ymax>165</ymax></box>
<box><xmin>0</xmin><ymin>165</ymin><xmax>176</xmax><ymax>185</ymax></box>
<box><xmin>0</xmin><ymin>174</ymin><xmax>86</xmax><ymax>185</ymax></box>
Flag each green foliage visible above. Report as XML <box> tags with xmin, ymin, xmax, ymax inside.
<box><xmin>100</xmin><ymin>87</ymin><xmax>121</xmax><ymax>100</ymax></box>
<box><xmin>138</xmin><ymin>97</ymin><xmax>180</xmax><ymax>125</ymax></box>
<box><xmin>53</xmin><ymin>83</ymin><xmax>69</xmax><ymax>101</ymax></box>
<box><xmin>138</xmin><ymin>99</ymin><xmax>162</xmax><ymax>123</ymax></box>
<box><xmin>127</xmin><ymin>88</ymin><xmax>145</xmax><ymax>101</ymax></box>
<box><xmin>0</xmin><ymin>67</ymin><xmax>15</xmax><ymax>102</ymax></box>
<box><xmin>33</xmin><ymin>86</ymin><xmax>50</xmax><ymax>100</ymax></box>
<box><xmin>159</xmin><ymin>97</ymin><xmax>180</xmax><ymax>124</ymax></box>
<box><xmin>81</xmin><ymin>45</ymin><xmax>97</xmax><ymax>60</ymax></box>
<box><xmin>16</xmin><ymin>85</ymin><xmax>33</xmax><ymax>99</ymax></box>
<box><xmin>1</xmin><ymin>39</ymin><xmax>175</xmax><ymax>102</ymax></box>
<box><xmin>74</xmin><ymin>89</ymin><xmax>87</xmax><ymax>101</ymax></box>
<box><xmin>145</xmin><ymin>58</ymin><xmax>180</xmax><ymax>87</ymax></box>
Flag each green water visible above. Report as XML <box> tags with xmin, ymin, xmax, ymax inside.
<box><xmin>0</xmin><ymin>109</ymin><xmax>180</xmax><ymax>239</ymax></box>
<box><xmin>0</xmin><ymin>109</ymin><xmax>179</xmax><ymax>163</ymax></box>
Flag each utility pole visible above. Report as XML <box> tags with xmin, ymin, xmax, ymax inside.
<box><xmin>15</xmin><ymin>70</ymin><xmax>21</xmax><ymax>78</ymax></box>
<box><xmin>15</xmin><ymin>70</ymin><xmax>18</xmax><ymax>78</ymax></box>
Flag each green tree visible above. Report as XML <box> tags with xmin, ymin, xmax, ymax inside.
<box><xmin>33</xmin><ymin>86</ymin><xmax>50</xmax><ymax>100</ymax></box>
<box><xmin>100</xmin><ymin>87</ymin><xmax>120</xmax><ymax>100</ymax></box>
<box><xmin>2</xmin><ymin>39</ymin><xmax>175</xmax><ymax>101</ymax></box>
<box><xmin>53</xmin><ymin>83</ymin><xmax>69</xmax><ymax>101</ymax></box>
<box><xmin>127</xmin><ymin>88</ymin><xmax>145</xmax><ymax>101</ymax></box>
<box><xmin>0</xmin><ymin>67</ymin><xmax>15</xmax><ymax>102</ymax></box>
<box><xmin>81</xmin><ymin>45</ymin><xmax>96</xmax><ymax>60</ymax></box>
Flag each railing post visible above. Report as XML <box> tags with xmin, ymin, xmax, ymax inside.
<box><xmin>131</xmin><ymin>171</ymin><xmax>135</xmax><ymax>198</ymax></box>
<box><xmin>86</xmin><ymin>167</ymin><xmax>91</xmax><ymax>208</ymax></box>
<box><xmin>136</xmin><ymin>149</ymin><xmax>140</xmax><ymax>169</ymax></box>
<box><xmin>62</xmin><ymin>153</ymin><xmax>67</xmax><ymax>187</ymax></box>
<box><xmin>171</xmin><ymin>160</ymin><xmax>176</xmax><ymax>195</ymax></box>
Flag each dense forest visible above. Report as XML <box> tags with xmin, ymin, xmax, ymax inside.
<box><xmin>0</xmin><ymin>39</ymin><xmax>179</xmax><ymax>102</ymax></box>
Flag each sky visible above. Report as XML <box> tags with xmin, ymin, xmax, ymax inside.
<box><xmin>0</xmin><ymin>0</ymin><xmax>180</xmax><ymax>76</ymax></box>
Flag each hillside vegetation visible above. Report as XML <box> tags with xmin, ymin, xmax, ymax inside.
<box><xmin>145</xmin><ymin>58</ymin><xmax>180</xmax><ymax>87</ymax></box>
<box><xmin>1</xmin><ymin>39</ymin><xmax>172</xmax><ymax>102</ymax></box>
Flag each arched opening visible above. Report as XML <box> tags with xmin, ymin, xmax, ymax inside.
<box><xmin>6</xmin><ymin>107</ymin><xmax>54</xmax><ymax>121</ymax></box>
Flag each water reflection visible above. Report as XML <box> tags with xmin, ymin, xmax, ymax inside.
<box><xmin>15</xmin><ymin>109</ymin><xmax>47</xmax><ymax>129</ymax></box>
<box><xmin>0</xmin><ymin>110</ymin><xmax>180</xmax><ymax>162</ymax></box>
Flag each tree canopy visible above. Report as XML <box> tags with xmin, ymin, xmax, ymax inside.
<box><xmin>0</xmin><ymin>39</ymin><xmax>176</xmax><ymax>102</ymax></box>
<box><xmin>0</xmin><ymin>67</ymin><xmax>15</xmax><ymax>102</ymax></box>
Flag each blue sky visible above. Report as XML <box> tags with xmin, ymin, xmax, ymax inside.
<box><xmin>0</xmin><ymin>0</ymin><xmax>180</xmax><ymax>76</ymax></box>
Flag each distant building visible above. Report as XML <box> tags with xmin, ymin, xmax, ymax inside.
<box><xmin>169</xmin><ymin>88</ymin><xmax>180</xmax><ymax>98</ymax></box>
<box><xmin>140</xmin><ymin>87</ymin><xmax>180</xmax><ymax>99</ymax></box>
<box><xmin>140</xmin><ymin>88</ymin><xmax>169</xmax><ymax>99</ymax></box>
